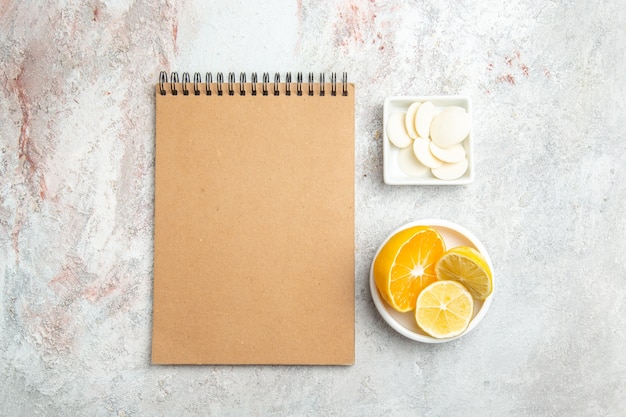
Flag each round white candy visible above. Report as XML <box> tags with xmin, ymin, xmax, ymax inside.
<box><xmin>404</xmin><ymin>102</ymin><xmax>421</xmax><ymax>139</ymax></box>
<box><xmin>398</xmin><ymin>146</ymin><xmax>429</xmax><ymax>177</ymax></box>
<box><xmin>415</xmin><ymin>101</ymin><xmax>435</xmax><ymax>139</ymax></box>
<box><xmin>429</xmin><ymin>141</ymin><xmax>466</xmax><ymax>163</ymax></box>
<box><xmin>430</xmin><ymin>110</ymin><xmax>470</xmax><ymax>148</ymax></box>
<box><xmin>431</xmin><ymin>158</ymin><xmax>469</xmax><ymax>180</ymax></box>
<box><xmin>386</xmin><ymin>112</ymin><xmax>412</xmax><ymax>148</ymax></box>
<box><xmin>440</xmin><ymin>106</ymin><xmax>466</xmax><ymax>114</ymax></box>
<box><xmin>412</xmin><ymin>137</ymin><xmax>443</xmax><ymax>169</ymax></box>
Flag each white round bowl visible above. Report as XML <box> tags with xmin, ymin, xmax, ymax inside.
<box><xmin>369</xmin><ymin>219</ymin><xmax>494</xmax><ymax>343</ymax></box>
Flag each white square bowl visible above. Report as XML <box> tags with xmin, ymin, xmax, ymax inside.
<box><xmin>383</xmin><ymin>96</ymin><xmax>474</xmax><ymax>185</ymax></box>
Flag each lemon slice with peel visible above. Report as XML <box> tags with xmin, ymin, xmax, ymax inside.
<box><xmin>415</xmin><ymin>280</ymin><xmax>474</xmax><ymax>338</ymax></box>
<box><xmin>435</xmin><ymin>246</ymin><xmax>493</xmax><ymax>300</ymax></box>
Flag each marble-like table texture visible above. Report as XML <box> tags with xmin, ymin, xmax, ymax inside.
<box><xmin>1</xmin><ymin>1</ymin><xmax>625</xmax><ymax>416</ymax></box>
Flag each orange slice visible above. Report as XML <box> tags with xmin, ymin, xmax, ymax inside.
<box><xmin>373</xmin><ymin>226</ymin><xmax>446</xmax><ymax>312</ymax></box>
<box><xmin>415</xmin><ymin>280</ymin><xmax>474</xmax><ymax>338</ymax></box>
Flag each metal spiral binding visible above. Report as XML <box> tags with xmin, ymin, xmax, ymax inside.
<box><xmin>239</xmin><ymin>72</ymin><xmax>246</xmax><ymax>95</ymax></box>
<box><xmin>297</xmin><ymin>72</ymin><xmax>303</xmax><ymax>96</ymax></box>
<box><xmin>158</xmin><ymin>71</ymin><xmax>349</xmax><ymax>96</ymax></box>
<box><xmin>170</xmin><ymin>72</ymin><xmax>179</xmax><ymax>95</ymax></box>
<box><xmin>308</xmin><ymin>72</ymin><xmax>314</xmax><ymax>96</ymax></box>
<box><xmin>228</xmin><ymin>73</ymin><xmax>235</xmax><ymax>96</ymax></box>
<box><xmin>285</xmin><ymin>73</ymin><xmax>292</xmax><ymax>96</ymax></box>
<box><xmin>205</xmin><ymin>72</ymin><xmax>212</xmax><ymax>95</ymax></box>
<box><xmin>159</xmin><ymin>72</ymin><xmax>166</xmax><ymax>95</ymax></box>
<box><xmin>251</xmin><ymin>73</ymin><xmax>258</xmax><ymax>95</ymax></box>
<box><xmin>182</xmin><ymin>72</ymin><xmax>190</xmax><ymax>95</ymax></box>
<box><xmin>262</xmin><ymin>73</ymin><xmax>269</xmax><ymax>96</ymax></box>
<box><xmin>216</xmin><ymin>73</ymin><xmax>223</xmax><ymax>96</ymax></box>
<box><xmin>274</xmin><ymin>73</ymin><xmax>280</xmax><ymax>96</ymax></box>
<box><xmin>193</xmin><ymin>73</ymin><xmax>201</xmax><ymax>95</ymax></box>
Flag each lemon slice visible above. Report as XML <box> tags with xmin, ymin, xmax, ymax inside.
<box><xmin>435</xmin><ymin>246</ymin><xmax>493</xmax><ymax>300</ymax></box>
<box><xmin>415</xmin><ymin>280</ymin><xmax>474</xmax><ymax>338</ymax></box>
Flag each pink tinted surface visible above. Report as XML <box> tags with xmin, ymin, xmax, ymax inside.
<box><xmin>1</xmin><ymin>1</ymin><xmax>625</xmax><ymax>416</ymax></box>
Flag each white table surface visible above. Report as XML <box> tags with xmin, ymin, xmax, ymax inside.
<box><xmin>1</xmin><ymin>1</ymin><xmax>625</xmax><ymax>416</ymax></box>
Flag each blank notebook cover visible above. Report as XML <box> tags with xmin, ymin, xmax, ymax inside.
<box><xmin>152</xmin><ymin>72</ymin><xmax>355</xmax><ymax>365</ymax></box>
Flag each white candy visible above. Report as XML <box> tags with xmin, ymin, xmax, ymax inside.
<box><xmin>386</xmin><ymin>112</ymin><xmax>412</xmax><ymax>148</ymax></box>
<box><xmin>404</xmin><ymin>101</ymin><xmax>421</xmax><ymax>139</ymax></box>
<box><xmin>440</xmin><ymin>106</ymin><xmax>466</xmax><ymax>114</ymax></box>
<box><xmin>412</xmin><ymin>137</ymin><xmax>443</xmax><ymax>169</ymax></box>
<box><xmin>430</xmin><ymin>109</ymin><xmax>470</xmax><ymax>148</ymax></box>
<box><xmin>398</xmin><ymin>146</ymin><xmax>429</xmax><ymax>177</ymax></box>
<box><xmin>429</xmin><ymin>141</ymin><xmax>466</xmax><ymax>163</ymax></box>
<box><xmin>387</xmin><ymin>101</ymin><xmax>472</xmax><ymax>181</ymax></box>
<box><xmin>431</xmin><ymin>158</ymin><xmax>469</xmax><ymax>180</ymax></box>
<box><xmin>415</xmin><ymin>101</ymin><xmax>435</xmax><ymax>139</ymax></box>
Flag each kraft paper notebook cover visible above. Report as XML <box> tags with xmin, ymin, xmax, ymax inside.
<box><xmin>152</xmin><ymin>71</ymin><xmax>355</xmax><ymax>365</ymax></box>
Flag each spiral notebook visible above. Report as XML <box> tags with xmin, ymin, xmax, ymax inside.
<box><xmin>152</xmin><ymin>71</ymin><xmax>355</xmax><ymax>365</ymax></box>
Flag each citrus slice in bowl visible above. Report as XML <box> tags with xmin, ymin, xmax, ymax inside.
<box><xmin>415</xmin><ymin>280</ymin><xmax>474</xmax><ymax>339</ymax></box>
<box><xmin>372</xmin><ymin>226</ymin><xmax>446</xmax><ymax>312</ymax></box>
<box><xmin>435</xmin><ymin>246</ymin><xmax>493</xmax><ymax>300</ymax></box>
<box><xmin>369</xmin><ymin>219</ymin><xmax>494</xmax><ymax>343</ymax></box>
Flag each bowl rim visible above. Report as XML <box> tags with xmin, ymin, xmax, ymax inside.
<box><xmin>369</xmin><ymin>218</ymin><xmax>494</xmax><ymax>343</ymax></box>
